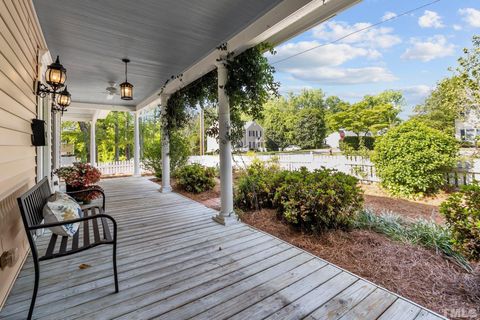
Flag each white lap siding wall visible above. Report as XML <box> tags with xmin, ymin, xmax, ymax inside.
<box><xmin>0</xmin><ymin>0</ymin><xmax>45</xmax><ymax>309</ymax></box>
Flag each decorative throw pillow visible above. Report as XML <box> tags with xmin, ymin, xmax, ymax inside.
<box><xmin>43</xmin><ymin>192</ymin><xmax>83</xmax><ymax>237</ymax></box>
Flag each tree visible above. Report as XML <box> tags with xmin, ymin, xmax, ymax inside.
<box><xmin>413</xmin><ymin>36</ymin><xmax>480</xmax><ymax>135</ymax></box>
<box><xmin>262</xmin><ymin>89</ymin><xmax>328</xmax><ymax>150</ymax></box>
<box><xmin>327</xmin><ymin>90</ymin><xmax>403</xmax><ymax>137</ymax></box>
<box><xmin>413</xmin><ymin>76</ymin><xmax>464</xmax><ymax>134</ymax></box>
<box><xmin>372</xmin><ymin>119</ymin><xmax>458</xmax><ymax>198</ymax></box>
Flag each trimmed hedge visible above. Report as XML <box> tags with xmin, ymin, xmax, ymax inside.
<box><xmin>339</xmin><ymin>136</ymin><xmax>375</xmax><ymax>151</ymax></box>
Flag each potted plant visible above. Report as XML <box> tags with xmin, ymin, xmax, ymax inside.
<box><xmin>55</xmin><ymin>163</ymin><xmax>102</xmax><ymax>203</ymax></box>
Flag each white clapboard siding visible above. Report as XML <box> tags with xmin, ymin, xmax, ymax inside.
<box><xmin>0</xmin><ymin>0</ymin><xmax>45</xmax><ymax>310</ymax></box>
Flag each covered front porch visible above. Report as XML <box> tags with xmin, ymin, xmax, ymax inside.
<box><xmin>1</xmin><ymin>177</ymin><xmax>443</xmax><ymax>320</ymax></box>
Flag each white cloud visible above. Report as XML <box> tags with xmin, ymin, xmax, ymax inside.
<box><xmin>402</xmin><ymin>85</ymin><xmax>433</xmax><ymax>99</ymax></box>
<box><xmin>401</xmin><ymin>35</ymin><xmax>455</xmax><ymax>62</ymax></box>
<box><xmin>285</xmin><ymin>66</ymin><xmax>397</xmax><ymax>85</ymax></box>
<box><xmin>459</xmin><ymin>8</ymin><xmax>480</xmax><ymax>27</ymax></box>
<box><xmin>453</xmin><ymin>24</ymin><xmax>462</xmax><ymax>31</ymax></box>
<box><xmin>418</xmin><ymin>10</ymin><xmax>444</xmax><ymax>28</ymax></box>
<box><xmin>312</xmin><ymin>21</ymin><xmax>401</xmax><ymax>49</ymax></box>
<box><xmin>269</xmin><ymin>41</ymin><xmax>380</xmax><ymax>70</ymax></box>
<box><xmin>382</xmin><ymin>11</ymin><xmax>397</xmax><ymax>22</ymax></box>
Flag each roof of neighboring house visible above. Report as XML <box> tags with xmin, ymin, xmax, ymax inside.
<box><xmin>244</xmin><ymin>121</ymin><xmax>263</xmax><ymax>130</ymax></box>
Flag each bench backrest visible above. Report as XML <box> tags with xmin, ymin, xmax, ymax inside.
<box><xmin>17</xmin><ymin>177</ymin><xmax>52</xmax><ymax>234</ymax></box>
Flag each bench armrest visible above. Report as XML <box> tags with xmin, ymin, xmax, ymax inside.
<box><xmin>67</xmin><ymin>188</ymin><xmax>105</xmax><ymax>210</ymax></box>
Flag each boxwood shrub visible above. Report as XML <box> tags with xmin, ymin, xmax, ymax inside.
<box><xmin>274</xmin><ymin>168</ymin><xmax>363</xmax><ymax>232</ymax></box>
<box><xmin>339</xmin><ymin>136</ymin><xmax>375</xmax><ymax>151</ymax></box>
<box><xmin>440</xmin><ymin>182</ymin><xmax>480</xmax><ymax>260</ymax></box>
<box><xmin>235</xmin><ymin>160</ymin><xmax>364</xmax><ymax>233</ymax></box>
<box><xmin>175</xmin><ymin>163</ymin><xmax>216</xmax><ymax>194</ymax></box>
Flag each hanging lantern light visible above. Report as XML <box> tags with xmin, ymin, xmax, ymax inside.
<box><xmin>120</xmin><ymin>58</ymin><xmax>133</xmax><ymax>100</ymax></box>
<box><xmin>37</xmin><ymin>55</ymin><xmax>72</xmax><ymax>115</ymax></box>
<box><xmin>56</xmin><ymin>86</ymin><xmax>71</xmax><ymax>110</ymax></box>
<box><xmin>45</xmin><ymin>55</ymin><xmax>67</xmax><ymax>89</ymax></box>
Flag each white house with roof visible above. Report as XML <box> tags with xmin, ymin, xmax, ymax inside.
<box><xmin>455</xmin><ymin>109</ymin><xmax>480</xmax><ymax>142</ymax></box>
<box><xmin>207</xmin><ymin>121</ymin><xmax>265</xmax><ymax>152</ymax></box>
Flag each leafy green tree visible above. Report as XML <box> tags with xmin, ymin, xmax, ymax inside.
<box><xmin>414</xmin><ymin>36</ymin><xmax>480</xmax><ymax>135</ymax></box>
<box><xmin>372</xmin><ymin>119</ymin><xmax>458</xmax><ymax>198</ymax></box>
<box><xmin>328</xmin><ymin>90</ymin><xmax>403</xmax><ymax>138</ymax></box>
<box><xmin>262</xmin><ymin>89</ymin><xmax>328</xmax><ymax>150</ymax></box>
<box><xmin>413</xmin><ymin>76</ymin><xmax>464</xmax><ymax>134</ymax></box>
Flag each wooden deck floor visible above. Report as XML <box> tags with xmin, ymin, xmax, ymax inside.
<box><xmin>1</xmin><ymin>177</ymin><xmax>445</xmax><ymax>320</ymax></box>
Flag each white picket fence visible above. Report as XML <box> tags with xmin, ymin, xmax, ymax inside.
<box><xmin>73</xmin><ymin>153</ymin><xmax>480</xmax><ymax>187</ymax></box>
<box><xmin>96</xmin><ymin>160</ymin><xmax>138</xmax><ymax>176</ymax></box>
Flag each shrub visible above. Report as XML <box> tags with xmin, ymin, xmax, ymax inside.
<box><xmin>175</xmin><ymin>163</ymin><xmax>216</xmax><ymax>193</ymax></box>
<box><xmin>339</xmin><ymin>136</ymin><xmax>375</xmax><ymax>151</ymax></box>
<box><xmin>234</xmin><ymin>158</ymin><xmax>285</xmax><ymax>210</ymax></box>
<box><xmin>372</xmin><ymin>119</ymin><xmax>458</xmax><ymax>197</ymax></box>
<box><xmin>355</xmin><ymin>210</ymin><xmax>471</xmax><ymax>270</ymax></box>
<box><xmin>142</xmin><ymin>131</ymin><xmax>190</xmax><ymax>179</ymax></box>
<box><xmin>440</xmin><ymin>182</ymin><xmax>480</xmax><ymax>260</ymax></box>
<box><xmin>274</xmin><ymin>167</ymin><xmax>363</xmax><ymax>232</ymax></box>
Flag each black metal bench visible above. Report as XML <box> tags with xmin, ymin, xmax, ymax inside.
<box><xmin>17</xmin><ymin>177</ymin><xmax>118</xmax><ymax>320</ymax></box>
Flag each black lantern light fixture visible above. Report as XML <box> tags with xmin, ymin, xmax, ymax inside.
<box><xmin>37</xmin><ymin>55</ymin><xmax>71</xmax><ymax>114</ymax></box>
<box><xmin>120</xmin><ymin>58</ymin><xmax>133</xmax><ymax>100</ymax></box>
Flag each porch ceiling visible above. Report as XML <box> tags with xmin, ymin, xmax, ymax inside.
<box><xmin>33</xmin><ymin>0</ymin><xmax>284</xmax><ymax>107</ymax></box>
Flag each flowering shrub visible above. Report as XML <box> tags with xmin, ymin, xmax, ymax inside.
<box><xmin>55</xmin><ymin>163</ymin><xmax>101</xmax><ymax>187</ymax></box>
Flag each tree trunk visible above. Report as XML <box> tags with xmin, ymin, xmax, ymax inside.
<box><xmin>114</xmin><ymin>112</ymin><xmax>119</xmax><ymax>161</ymax></box>
<box><xmin>79</xmin><ymin>122</ymin><xmax>90</xmax><ymax>162</ymax></box>
<box><xmin>125</xmin><ymin>113</ymin><xmax>130</xmax><ymax>159</ymax></box>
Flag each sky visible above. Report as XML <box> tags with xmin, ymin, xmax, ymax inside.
<box><xmin>267</xmin><ymin>0</ymin><xmax>480</xmax><ymax>119</ymax></box>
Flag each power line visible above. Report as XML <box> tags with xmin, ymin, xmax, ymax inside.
<box><xmin>270</xmin><ymin>0</ymin><xmax>442</xmax><ymax>65</ymax></box>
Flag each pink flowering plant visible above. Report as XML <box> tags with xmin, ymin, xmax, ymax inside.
<box><xmin>55</xmin><ymin>163</ymin><xmax>102</xmax><ymax>202</ymax></box>
<box><xmin>55</xmin><ymin>163</ymin><xmax>101</xmax><ymax>187</ymax></box>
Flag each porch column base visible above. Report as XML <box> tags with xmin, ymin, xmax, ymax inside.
<box><xmin>160</xmin><ymin>185</ymin><xmax>172</xmax><ymax>193</ymax></box>
<box><xmin>212</xmin><ymin>212</ymin><xmax>236</xmax><ymax>226</ymax></box>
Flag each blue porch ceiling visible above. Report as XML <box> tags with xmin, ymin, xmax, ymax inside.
<box><xmin>33</xmin><ymin>0</ymin><xmax>283</xmax><ymax>107</ymax></box>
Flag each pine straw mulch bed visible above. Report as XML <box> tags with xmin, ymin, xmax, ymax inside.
<box><xmin>240</xmin><ymin>209</ymin><xmax>480</xmax><ymax>320</ymax></box>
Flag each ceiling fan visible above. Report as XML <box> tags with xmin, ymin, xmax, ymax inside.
<box><xmin>103</xmin><ymin>81</ymin><xmax>119</xmax><ymax>100</ymax></box>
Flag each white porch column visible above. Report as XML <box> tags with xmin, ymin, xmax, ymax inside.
<box><xmin>133</xmin><ymin>111</ymin><xmax>141</xmax><ymax>176</ymax></box>
<box><xmin>213</xmin><ymin>60</ymin><xmax>234</xmax><ymax>225</ymax></box>
<box><xmin>160</xmin><ymin>94</ymin><xmax>172</xmax><ymax>193</ymax></box>
<box><xmin>90</xmin><ymin>119</ymin><xmax>96</xmax><ymax>165</ymax></box>
<box><xmin>52</xmin><ymin>111</ymin><xmax>61</xmax><ymax>171</ymax></box>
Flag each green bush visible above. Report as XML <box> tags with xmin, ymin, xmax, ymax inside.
<box><xmin>274</xmin><ymin>167</ymin><xmax>363</xmax><ymax>232</ymax></box>
<box><xmin>175</xmin><ymin>163</ymin><xmax>216</xmax><ymax>193</ymax></box>
<box><xmin>372</xmin><ymin>119</ymin><xmax>458</xmax><ymax>197</ymax></box>
<box><xmin>440</xmin><ymin>182</ymin><xmax>480</xmax><ymax>261</ymax></box>
<box><xmin>142</xmin><ymin>131</ymin><xmax>190</xmax><ymax>179</ymax></box>
<box><xmin>234</xmin><ymin>158</ymin><xmax>285</xmax><ymax>210</ymax></box>
<box><xmin>355</xmin><ymin>210</ymin><xmax>471</xmax><ymax>270</ymax></box>
<box><xmin>339</xmin><ymin>136</ymin><xmax>375</xmax><ymax>151</ymax></box>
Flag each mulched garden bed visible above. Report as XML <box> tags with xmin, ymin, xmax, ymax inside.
<box><xmin>241</xmin><ymin>209</ymin><xmax>480</xmax><ymax>320</ymax></box>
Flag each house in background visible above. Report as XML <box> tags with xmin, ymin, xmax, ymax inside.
<box><xmin>206</xmin><ymin>121</ymin><xmax>265</xmax><ymax>153</ymax></box>
<box><xmin>455</xmin><ymin>109</ymin><xmax>480</xmax><ymax>142</ymax></box>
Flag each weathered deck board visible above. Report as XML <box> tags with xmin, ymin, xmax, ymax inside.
<box><xmin>0</xmin><ymin>177</ymin><xmax>446</xmax><ymax>320</ymax></box>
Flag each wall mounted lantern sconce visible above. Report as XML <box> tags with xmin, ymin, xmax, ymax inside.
<box><xmin>37</xmin><ymin>55</ymin><xmax>71</xmax><ymax>114</ymax></box>
<box><xmin>120</xmin><ymin>58</ymin><xmax>133</xmax><ymax>100</ymax></box>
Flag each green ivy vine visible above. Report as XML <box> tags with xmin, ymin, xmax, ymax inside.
<box><xmin>163</xmin><ymin>43</ymin><xmax>279</xmax><ymax>142</ymax></box>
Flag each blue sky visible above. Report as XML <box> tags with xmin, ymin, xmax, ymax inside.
<box><xmin>268</xmin><ymin>0</ymin><xmax>480</xmax><ymax>118</ymax></box>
